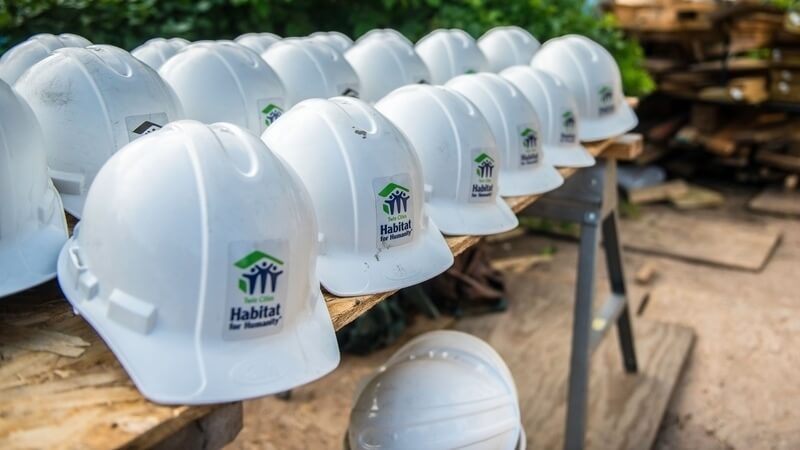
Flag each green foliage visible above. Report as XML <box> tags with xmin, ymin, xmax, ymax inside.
<box><xmin>0</xmin><ymin>0</ymin><xmax>653</xmax><ymax>95</ymax></box>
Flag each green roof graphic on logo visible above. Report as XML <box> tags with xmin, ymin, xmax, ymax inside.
<box><xmin>474</xmin><ymin>153</ymin><xmax>494</xmax><ymax>164</ymax></box>
<box><xmin>521</xmin><ymin>128</ymin><xmax>534</xmax><ymax>136</ymax></box>
<box><xmin>235</xmin><ymin>251</ymin><xmax>284</xmax><ymax>294</ymax></box>
<box><xmin>598</xmin><ymin>86</ymin><xmax>612</xmax><ymax>95</ymax></box>
<box><xmin>262</xmin><ymin>104</ymin><xmax>282</xmax><ymax>115</ymax></box>
<box><xmin>379</xmin><ymin>182</ymin><xmax>410</xmax><ymax>215</ymax></box>
<box><xmin>465</xmin><ymin>69</ymin><xmax>477</xmax><ymax>74</ymax></box>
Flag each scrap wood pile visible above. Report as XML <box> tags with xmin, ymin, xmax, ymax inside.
<box><xmin>605</xmin><ymin>0</ymin><xmax>800</xmax><ymax>198</ymax></box>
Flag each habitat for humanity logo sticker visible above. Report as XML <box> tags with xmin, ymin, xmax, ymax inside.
<box><xmin>225</xmin><ymin>242</ymin><xmax>287</xmax><ymax>340</ymax></box>
<box><xmin>560</xmin><ymin>110</ymin><xmax>577</xmax><ymax>144</ymax></box>
<box><xmin>470</xmin><ymin>150</ymin><xmax>495</xmax><ymax>202</ymax></box>
<box><xmin>519</xmin><ymin>126</ymin><xmax>540</xmax><ymax>166</ymax></box>
<box><xmin>598</xmin><ymin>85</ymin><xmax>615</xmax><ymax>116</ymax></box>
<box><xmin>373</xmin><ymin>175</ymin><xmax>414</xmax><ymax>249</ymax></box>
<box><xmin>125</xmin><ymin>112</ymin><xmax>168</xmax><ymax>142</ymax></box>
<box><xmin>262</xmin><ymin>103</ymin><xmax>283</xmax><ymax>128</ymax></box>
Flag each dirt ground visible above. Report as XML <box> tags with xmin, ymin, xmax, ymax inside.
<box><xmin>226</xmin><ymin>182</ymin><xmax>800</xmax><ymax>449</ymax></box>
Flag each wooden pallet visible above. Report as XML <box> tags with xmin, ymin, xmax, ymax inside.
<box><xmin>0</xmin><ymin>135</ymin><xmax>640</xmax><ymax>449</ymax></box>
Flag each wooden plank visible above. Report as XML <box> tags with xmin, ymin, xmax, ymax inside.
<box><xmin>669</xmin><ymin>184</ymin><xmax>725</xmax><ymax>209</ymax></box>
<box><xmin>603</xmin><ymin>133</ymin><xmax>643</xmax><ymax>160</ymax></box>
<box><xmin>453</xmin><ymin>267</ymin><xmax>693</xmax><ymax>450</ymax></box>
<box><xmin>628</xmin><ymin>179</ymin><xmax>690</xmax><ymax>204</ymax></box>
<box><xmin>748</xmin><ymin>188</ymin><xmax>800</xmax><ymax>216</ymax></box>
<box><xmin>756</xmin><ymin>149</ymin><xmax>800</xmax><ymax>173</ymax></box>
<box><xmin>621</xmin><ymin>211</ymin><xmax>782</xmax><ymax>271</ymax></box>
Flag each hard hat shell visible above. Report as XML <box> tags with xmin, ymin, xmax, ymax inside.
<box><xmin>131</xmin><ymin>37</ymin><xmax>190</xmax><ymax>70</ymax></box>
<box><xmin>344</xmin><ymin>38</ymin><xmax>430</xmax><ymax>103</ymax></box>
<box><xmin>349</xmin><ymin>331</ymin><xmax>521</xmax><ymax>449</ymax></box>
<box><xmin>531</xmin><ymin>35</ymin><xmax>637</xmax><ymax>141</ymax></box>
<box><xmin>478</xmin><ymin>26</ymin><xmax>540</xmax><ymax>73</ymax></box>
<box><xmin>159</xmin><ymin>41</ymin><xmax>286</xmax><ymax>135</ymax></box>
<box><xmin>308</xmin><ymin>31</ymin><xmax>354</xmax><ymax>53</ymax></box>
<box><xmin>446</xmin><ymin>73</ymin><xmax>563</xmax><ymax>196</ymax></box>
<box><xmin>500</xmin><ymin>66</ymin><xmax>595</xmax><ymax>168</ymax></box>
<box><xmin>415</xmin><ymin>29</ymin><xmax>488</xmax><ymax>85</ymax></box>
<box><xmin>0</xmin><ymin>80</ymin><xmax>68</xmax><ymax>298</ymax></box>
<box><xmin>0</xmin><ymin>33</ymin><xmax>91</xmax><ymax>84</ymax></box>
<box><xmin>262</xmin><ymin>97</ymin><xmax>453</xmax><ymax>296</ymax></box>
<box><xmin>235</xmin><ymin>32</ymin><xmax>281</xmax><ymax>54</ymax></box>
<box><xmin>376</xmin><ymin>85</ymin><xmax>518</xmax><ymax>236</ymax></box>
<box><xmin>356</xmin><ymin>28</ymin><xmax>414</xmax><ymax>47</ymax></box>
<box><xmin>57</xmin><ymin>120</ymin><xmax>339</xmax><ymax>404</ymax></box>
<box><xmin>15</xmin><ymin>44</ymin><xmax>184</xmax><ymax>218</ymax></box>
<box><xmin>262</xmin><ymin>39</ymin><xmax>361</xmax><ymax>108</ymax></box>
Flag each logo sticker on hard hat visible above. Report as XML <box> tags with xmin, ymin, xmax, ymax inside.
<box><xmin>470</xmin><ymin>149</ymin><xmax>495</xmax><ymax>203</ymax></box>
<box><xmin>598</xmin><ymin>85</ymin><xmax>615</xmax><ymax>116</ymax></box>
<box><xmin>258</xmin><ymin>99</ymin><xmax>284</xmax><ymax>132</ymax></box>
<box><xmin>225</xmin><ymin>241</ymin><xmax>287</xmax><ymax>340</ymax></box>
<box><xmin>374</xmin><ymin>174</ymin><xmax>414</xmax><ymax>249</ymax></box>
<box><xmin>125</xmin><ymin>113</ymin><xmax>168</xmax><ymax>142</ymax></box>
<box><xmin>518</xmin><ymin>125</ymin><xmax>540</xmax><ymax>167</ymax></box>
<box><xmin>560</xmin><ymin>110</ymin><xmax>577</xmax><ymax>144</ymax></box>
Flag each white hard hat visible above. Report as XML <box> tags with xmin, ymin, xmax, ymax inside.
<box><xmin>57</xmin><ymin>120</ymin><xmax>340</xmax><ymax>404</ymax></box>
<box><xmin>349</xmin><ymin>331</ymin><xmax>521</xmax><ymax>450</ymax></box>
<box><xmin>0</xmin><ymin>33</ymin><xmax>91</xmax><ymax>84</ymax></box>
<box><xmin>0</xmin><ymin>80</ymin><xmax>68</xmax><ymax>298</ymax></box>
<box><xmin>344</xmin><ymin>37</ymin><xmax>430</xmax><ymax>103</ymax></box>
<box><xmin>159</xmin><ymin>41</ymin><xmax>286</xmax><ymax>135</ymax></box>
<box><xmin>532</xmin><ymin>35</ymin><xmax>638</xmax><ymax>141</ymax></box>
<box><xmin>308</xmin><ymin>31</ymin><xmax>354</xmax><ymax>53</ymax></box>
<box><xmin>235</xmin><ymin>32</ymin><xmax>281</xmax><ymax>54</ymax></box>
<box><xmin>262</xmin><ymin>39</ymin><xmax>360</xmax><ymax>107</ymax></box>
<box><xmin>478</xmin><ymin>26</ymin><xmax>540</xmax><ymax>72</ymax></box>
<box><xmin>131</xmin><ymin>37</ymin><xmax>190</xmax><ymax>70</ymax></box>
<box><xmin>262</xmin><ymin>97</ymin><xmax>453</xmax><ymax>296</ymax></box>
<box><xmin>376</xmin><ymin>85</ymin><xmax>518</xmax><ymax>235</ymax></box>
<box><xmin>446</xmin><ymin>73</ymin><xmax>564</xmax><ymax>196</ymax></box>
<box><xmin>356</xmin><ymin>28</ymin><xmax>414</xmax><ymax>47</ymax></box>
<box><xmin>415</xmin><ymin>29</ymin><xmax>488</xmax><ymax>85</ymax></box>
<box><xmin>500</xmin><ymin>66</ymin><xmax>595</xmax><ymax>168</ymax></box>
<box><xmin>15</xmin><ymin>45</ymin><xmax>184</xmax><ymax>218</ymax></box>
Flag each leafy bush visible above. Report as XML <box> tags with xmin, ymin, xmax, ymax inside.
<box><xmin>0</xmin><ymin>0</ymin><xmax>653</xmax><ymax>95</ymax></box>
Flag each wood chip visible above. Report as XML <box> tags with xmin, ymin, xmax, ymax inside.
<box><xmin>635</xmin><ymin>262</ymin><xmax>658</xmax><ymax>284</ymax></box>
<box><xmin>0</xmin><ymin>323</ymin><xmax>90</xmax><ymax>358</ymax></box>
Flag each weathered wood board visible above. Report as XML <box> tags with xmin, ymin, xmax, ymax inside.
<box><xmin>749</xmin><ymin>188</ymin><xmax>800</xmax><ymax>217</ymax></box>
<box><xmin>621</xmin><ymin>212</ymin><xmax>782</xmax><ymax>271</ymax></box>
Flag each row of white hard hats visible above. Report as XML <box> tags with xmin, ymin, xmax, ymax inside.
<box><xmin>348</xmin><ymin>330</ymin><xmax>525</xmax><ymax>450</ymax></box>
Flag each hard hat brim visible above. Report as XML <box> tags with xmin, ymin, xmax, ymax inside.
<box><xmin>57</xmin><ymin>241</ymin><xmax>340</xmax><ymax>404</ymax></box>
<box><xmin>318</xmin><ymin>218</ymin><xmax>454</xmax><ymax>296</ymax></box>
<box><xmin>542</xmin><ymin>142</ymin><xmax>595</xmax><ymax>168</ymax></box>
<box><xmin>0</xmin><ymin>225</ymin><xmax>65</xmax><ymax>298</ymax></box>
<box><xmin>428</xmin><ymin>196</ymin><xmax>519</xmax><ymax>236</ymax></box>
<box><xmin>579</xmin><ymin>100</ymin><xmax>638</xmax><ymax>142</ymax></box>
<box><xmin>498</xmin><ymin>162</ymin><xmax>564</xmax><ymax>197</ymax></box>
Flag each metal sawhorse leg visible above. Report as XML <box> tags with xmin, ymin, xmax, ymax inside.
<box><xmin>526</xmin><ymin>159</ymin><xmax>638</xmax><ymax>450</ymax></box>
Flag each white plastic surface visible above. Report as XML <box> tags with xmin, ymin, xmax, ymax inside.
<box><xmin>500</xmin><ymin>65</ymin><xmax>595</xmax><ymax>168</ymax></box>
<box><xmin>131</xmin><ymin>37</ymin><xmax>190</xmax><ymax>70</ymax></box>
<box><xmin>308</xmin><ymin>31</ymin><xmax>354</xmax><ymax>53</ymax></box>
<box><xmin>344</xmin><ymin>38</ymin><xmax>430</xmax><ymax>103</ymax></box>
<box><xmin>0</xmin><ymin>33</ymin><xmax>91</xmax><ymax>84</ymax></box>
<box><xmin>376</xmin><ymin>85</ymin><xmax>518</xmax><ymax>235</ymax></box>
<box><xmin>356</xmin><ymin>28</ymin><xmax>414</xmax><ymax>47</ymax></box>
<box><xmin>478</xmin><ymin>26</ymin><xmax>540</xmax><ymax>72</ymax></box>
<box><xmin>236</xmin><ymin>32</ymin><xmax>281</xmax><ymax>54</ymax></box>
<box><xmin>57</xmin><ymin>120</ymin><xmax>339</xmax><ymax>404</ymax></box>
<box><xmin>446</xmin><ymin>73</ymin><xmax>563</xmax><ymax>196</ymax></box>
<box><xmin>415</xmin><ymin>29</ymin><xmax>489</xmax><ymax>85</ymax></box>
<box><xmin>262</xmin><ymin>97</ymin><xmax>453</xmax><ymax>296</ymax></box>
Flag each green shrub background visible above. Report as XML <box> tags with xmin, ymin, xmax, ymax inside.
<box><xmin>0</xmin><ymin>0</ymin><xmax>653</xmax><ymax>95</ymax></box>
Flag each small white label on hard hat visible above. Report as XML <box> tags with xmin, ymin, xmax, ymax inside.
<box><xmin>374</xmin><ymin>174</ymin><xmax>414</xmax><ymax>249</ymax></box>
<box><xmin>257</xmin><ymin>98</ymin><xmax>284</xmax><ymax>132</ymax></box>
<box><xmin>126</xmin><ymin>113</ymin><xmax>168</xmax><ymax>142</ymax></box>
<box><xmin>597</xmin><ymin>84</ymin><xmax>616</xmax><ymax>116</ymax></box>
<box><xmin>224</xmin><ymin>241</ymin><xmax>288</xmax><ymax>340</ymax></box>
<box><xmin>517</xmin><ymin>124</ymin><xmax>540</xmax><ymax>167</ymax></box>
<box><xmin>469</xmin><ymin>148</ymin><xmax>496</xmax><ymax>203</ymax></box>
<box><xmin>559</xmin><ymin>110</ymin><xmax>577</xmax><ymax>144</ymax></box>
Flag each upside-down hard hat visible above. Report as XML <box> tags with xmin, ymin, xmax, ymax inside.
<box><xmin>262</xmin><ymin>97</ymin><xmax>453</xmax><ymax>296</ymax></box>
<box><xmin>348</xmin><ymin>330</ymin><xmax>522</xmax><ymax>450</ymax></box>
<box><xmin>0</xmin><ymin>33</ymin><xmax>91</xmax><ymax>84</ymax></box>
<box><xmin>57</xmin><ymin>120</ymin><xmax>339</xmax><ymax>404</ymax></box>
<box><xmin>500</xmin><ymin>65</ymin><xmax>595</xmax><ymax>168</ymax></box>
<box><xmin>446</xmin><ymin>73</ymin><xmax>563</xmax><ymax>196</ymax></box>
<box><xmin>344</xmin><ymin>37</ymin><xmax>430</xmax><ymax>103</ymax></box>
<box><xmin>531</xmin><ymin>35</ymin><xmax>637</xmax><ymax>141</ymax></box>
<box><xmin>356</xmin><ymin>28</ymin><xmax>414</xmax><ymax>47</ymax></box>
<box><xmin>262</xmin><ymin>39</ymin><xmax>360</xmax><ymax>107</ymax></box>
<box><xmin>478</xmin><ymin>26</ymin><xmax>540</xmax><ymax>73</ymax></box>
<box><xmin>376</xmin><ymin>85</ymin><xmax>518</xmax><ymax>235</ymax></box>
<box><xmin>308</xmin><ymin>31</ymin><xmax>354</xmax><ymax>53</ymax></box>
<box><xmin>131</xmin><ymin>37</ymin><xmax>190</xmax><ymax>70</ymax></box>
<box><xmin>159</xmin><ymin>41</ymin><xmax>286</xmax><ymax>135</ymax></box>
<box><xmin>415</xmin><ymin>29</ymin><xmax>489</xmax><ymax>85</ymax></box>
<box><xmin>235</xmin><ymin>32</ymin><xmax>281</xmax><ymax>54</ymax></box>
<box><xmin>0</xmin><ymin>80</ymin><xmax>68</xmax><ymax>298</ymax></box>
<box><xmin>15</xmin><ymin>44</ymin><xmax>184</xmax><ymax>218</ymax></box>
